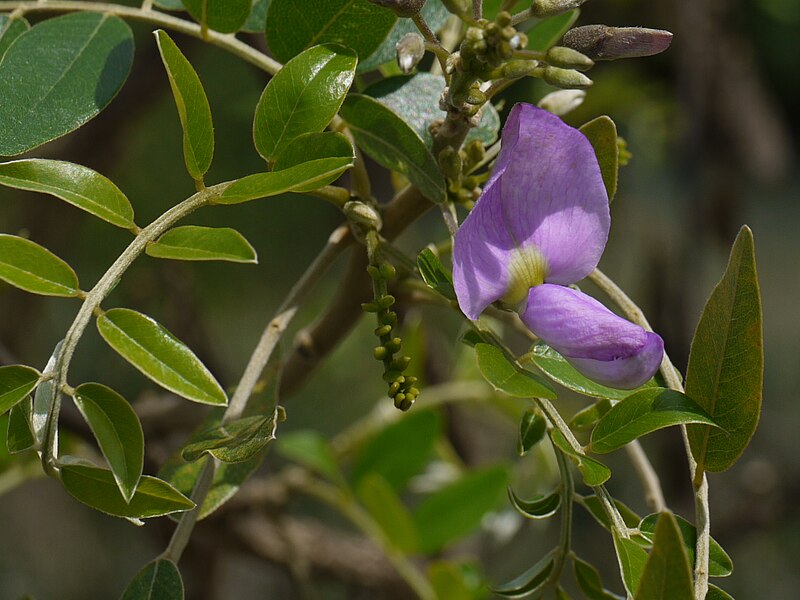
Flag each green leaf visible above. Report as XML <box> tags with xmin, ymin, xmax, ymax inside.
<box><xmin>121</xmin><ymin>559</ymin><xmax>184</xmax><ymax>600</ymax></box>
<box><xmin>413</xmin><ymin>466</ymin><xmax>508</xmax><ymax>553</ymax></box>
<box><xmin>272</xmin><ymin>132</ymin><xmax>355</xmax><ymax>191</ymax></box>
<box><xmin>359</xmin><ymin>0</ymin><xmax>449</xmax><ymax>72</ymax></box>
<box><xmin>707</xmin><ymin>585</ymin><xmax>735</xmax><ymax>600</ymax></box>
<box><xmin>32</xmin><ymin>340</ymin><xmax>63</xmax><ymax>445</ymax></box>
<box><xmin>0</xmin><ymin>159</ymin><xmax>135</xmax><ymax>229</ymax></box>
<box><xmin>475</xmin><ymin>343</ymin><xmax>557</xmax><ymax>399</ymax></box>
<box><xmin>634</xmin><ymin>512</ymin><xmax>693</xmax><ymax>600</ymax></box>
<box><xmin>96</xmin><ymin>308</ymin><xmax>228</xmax><ymax>406</ymax></box>
<box><xmin>60</xmin><ymin>464</ymin><xmax>194</xmax><ymax>519</ymax></box>
<box><xmin>580</xmin><ymin>116</ymin><xmax>619</xmax><ymax>201</ymax></box>
<box><xmin>183</xmin><ymin>0</ymin><xmax>251</xmax><ymax>34</ymax></box>
<box><xmin>639</xmin><ymin>513</ymin><xmax>733</xmax><ymax>578</ymax></box>
<box><xmin>155</xmin><ymin>30</ymin><xmax>215</xmax><ymax>181</ymax></box>
<box><xmin>0</xmin><ymin>12</ymin><xmax>134</xmax><ymax>156</ymax></box>
<box><xmin>518</xmin><ymin>408</ymin><xmax>547</xmax><ymax>455</ymax></box>
<box><xmin>491</xmin><ymin>549</ymin><xmax>556</xmax><ymax>598</ymax></box>
<box><xmin>266</xmin><ymin>0</ymin><xmax>396</xmax><ymax>62</ymax></box>
<box><xmin>275</xmin><ymin>430</ymin><xmax>342</xmax><ymax>482</ymax></box>
<box><xmin>573</xmin><ymin>556</ymin><xmax>623</xmax><ymax>600</ymax></box>
<box><xmin>218</xmin><ymin>157</ymin><xmax>354</xmax><ymax>204</ymax></box>
<box><xmin>357</xmin><ymin>473</ymin><xmax>419</xmax><ymax>553</ymax></box>
<box><xmin>427</xmin><ymin>561</ymin><xmax>475</xmax><ymax>600</ymax></box>
<box><xmin>579</xmin><ymin>495</ymin><xmax>645</xmax><ymax>538</ymax></box>
<box><xmin>7</xmin><ymin>398</ymin><xmax>36</xmax><ymax>454</ymax></box>
<box><xmin>352</xmin><ymin>409</ymin><xmax>440</xmax><ymax>490</ymax></box>
<box><xmin>146</xmin><ymin>226</ymin><xmax>257</xmax><ymax>263</ymax></box>
<box><xmin>507</xmin><ymin>487</ymin><xmax>560</xmax><ymax>519</ymax></box>
<box><xmin>243</xmin><ymin>0</ymin><xmax>271</xmax><ymax>33</ymax></box>
<box><xmin>181</xmin><ymin>413</ymin><xmax>277</xmax><ymax>463</ymax></box>
<box><xmin>339</xmin><ymin>93</ymin><xmax>446</xmax><ymax>203</ymax></box>
<box><xmin>687</xmin><ymin>226</ymin><xmax>763</xmax><ymax>473</ymax></box>
<box><xmin>0</xmin><ymin>365</ymin><xmax>40</xmax><ymax>416</ymax></box>
<box><xmin>612</xmin><ymin>531</ymin><xmax>648</xmax><ymax>597</ymax></box>
<box><xmin>254</xmin><ymin>44</ymin><xmax>357</xmax><ymax>162</ymax></box>
<box><xmin>550</xmin><ymin>430</ymin><xmax>611</xmax><ymax>486</ymax></box>
<box><xmin>72</xmin><ymin>383</ymin><xmax>144</xmax><ymax>502</ymax></box>
<box><xmin>0</xmin><ymin>16</ymin><xmax>30</xmax><ymax>59</ymax></box>
<box><xmin>364</xmin><ymin>73</ymin><xmax>501</xmax><ymax>147</ymax></box>
<box><xmin>590</xmin><ymin>388</ymin><xmax>719</xmax><ymax>454</ymax></box>
<box><xmin>527</xmin><ymin>9</ymin><xmax>580</xmax><ymax>53</ymax></box>
<box><xmin>417</xmin><ymin>248</ymin><xmax>456</xmax><ymax>300</ymax></box>
<box><xmin>570</xmin><ymin>398</ymin><xmax>612</xmax><ymax>432</ymax></box>
<box><xmin>529</xmin><ymin>342</ymin><xmax>658</xmax><ymax>401</ymax></box>
<box><xmin>0</xmin><ymin>234</ymin><xmax>80</xmax><ymax>297</ymax></box>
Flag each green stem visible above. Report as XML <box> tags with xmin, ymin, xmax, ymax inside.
<box><xmin>0</xmin><ymin>1</ymin><xmax>282</xmax><ymax>75</ymax></box>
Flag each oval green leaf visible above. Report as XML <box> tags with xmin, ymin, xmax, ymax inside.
<box><xmin>0</xmin><ymin>16</ymin><xmax>30</xmax><ymax>59</ymax></box>
<box><xmin>0</xmin><ymin>365</ymin><xmax>40</xmax><ymax>416</ymax></box>
<box><xmin>590</xmin><ymin>388</ymin><xmax>718</xmax><ymax>454</ymax></box>
<box><xmin>218</xmin><ymin>157</ymin><xmax>354</xmax><ymax>204</ymax></box>
<box><xmin>687</xmin><ymin>226</ymin><xmax>763</xmax><ymax>473</ymax></box>
<box><xmin>550</xmin><ymin>430</ymin><xmax>611</xmax><ymax>486</ymax></box>
<box><xmin>364</xmin><ymin>73</ymin><xmax>501</xmax><ymax>148</ymax></box>
<box><xmin>527</xmin><ymin>9</ymin><xmax>580</xmax><ymax>52</ymax></box>
<box><xmin>518</xmin><ymin>408</ymin><xmax>547</xmax><ymax>455</ymax></box>
<box><xmin>96</xmin><ymin>308</ymin><xmax>228</xmax><ymax>406</ymax></box>
<box><xmin>340</xmin><ymin>93</ymin><xmax>446</xmax><ymax>203</ymax></box>
<box><xmin>0</xmin><ymin>159</ymin><xmax>135</xmax><ymax>228</ymax></box>
<box><xmin>60</xmin><ymin>464</ymin><xmax>194</xmax><ymax>518</ymax></box>
<box><xmin>508</xmin><ymin>487</ymin><xmax>560</xmax><ymax>519</ymax></box>
<box><xmin>491</xmin><ymin>549</ymin><xmax>556</xmax><ymax>598</ymax></box>
<box><xmin>183</xmin><ymin>0</ymin><xmax>251</xmax><ymax>34</ymax></box>
<box><xmin>266</xmin><ymin>0</ymin><xmax>396</xmax><ymax>62</ymax></box>
<box><xmin>569</xmin><ymin>398</ymin><xmax>613</xmax><ymax>432</ymax></box>
<box><xmin>475</xmin><ymin>343</ymin><xmax>557</xmax><ymax>399</ymax></box>
<box><xmin>613</xmin><ymin>531</ymin><xmax>648</xmax><ymax>597</ymax></box>
<box><xmin>0</xmin><ymin>12</ymin><xmax>134</xmax><ymax>156</ymax></box>
<box><xmin>529</xmin><ymin>342</ymin><xmax>658</xmax><ymax>401</ymax></box>
<box><xmin>254</xmin><ymin>44</ymin><xmax>357</xmax><ymax>162</ymax></box>
<box><xmin>73</xmin><ymin>383</ymin><xmax>144</xmax><ymax>502</ymax></box>
<box><xmin>0</xmin><ymin>234</ymin><xmax>80</xmax><ymax>297</ymax></box>
<box><xmin>580</xmin><ymin>116</ymin><xmax>619</xmax><ymax>201</ymax></box>
<box><xmin>634</xmin><ymin>512</ymin><xmax>693</xmax><ymax>600</ymax></box>
<box><xmin>413</xmin><ymin>466</ymin><xmax>509</xmax><ymax>553</ymax></box>
<box><xmin>272</xmin><ymin>132</ymin><xmax>355</xmax><ymax>191</ymax></box>
<box><xmin>146</xmin><ymin>226</ymin><xmax>257</xmax><ymax>263</ymax></box>
<box><xmin>639</xmin><ymin>513</ymin><xmax>733</xmax><ymax>578</ymax></box>
<box><xmin>707</xmin><ymin>585</ymin><xmax>735</xmax><ymax>600</ymax></box>
<box><xmin>155</xmin><ymin>30</ymin><xmax>214</xmax><ymax>181</ymax></box>
<box><xmin>7</xmin><ymin>398</ymin><xmax>36</xmax><ymax>454</ymax></box>
<box><xmin>573</xmin><ymin>556</ymin><xmax>621</xmax><ymax>600</ymax></box>
<box><xmin>357</xmin><ymin>473</ymin><xmax>419</xmax><ymax>553</ymax></box>
<box><xmin>181</xmin><ymin>413</ymin><xmax>277</xmax><ymax>463</ymax></box>
<box><xmin>417</xmin><ymin>248</ymin><xmax>456</xmax><ymax>300</ymax></box>
<box><xmin>121</xmin><ymin>559</ymin><xmax>184</xmax><ymax>600</ymax></box>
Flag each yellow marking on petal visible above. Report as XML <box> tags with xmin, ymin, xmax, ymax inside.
<box><xmin>502</xmin><ymin>245</ymin><xmax>548</xmax><ymax>305</ymax></box>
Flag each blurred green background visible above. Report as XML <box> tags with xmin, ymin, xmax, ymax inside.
<box><xmin>0</xmin><ymin>0</ymin><xmax>798</xmax><ymax>598</ymax></box>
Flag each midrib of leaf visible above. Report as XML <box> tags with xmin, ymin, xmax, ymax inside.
<box><xmin>102</xmin><ymin>316</ymin><xmax>217</xmax><ymax>403</ymax></box>
<box><xmin>18</xmin><ymin>15</ymin><xmax>108</xmax><ymax>128</ymax></box>
<box><xmin>305</xmin><ymin>0</ymin><xmax>355</xmax><ymax>50</ymax></box>
<box><xmin>76</xmin><ymin>469</ymin><xmax>173</xmax><ymax>502</ymax></box>
<box><xmin>153</xmin><ymin>244</ymin><xmax>238</xmax><ymax>259</ymax></box>
<box><xmin>0</xmin><ymin>261</ymin><xmax>74</xmax><ymax>293</ymax></box>
<box><xmin>1</xmin><ymin>379</ymin><xmax>37</xmax><ymax>403</ymax></box>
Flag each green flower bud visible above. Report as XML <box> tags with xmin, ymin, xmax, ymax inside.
<box><xmin>532</xmin><ymin>0</ymin><xmax>588</xmax><ymax>18</ymax></box>
<box><xmin>388</xmin><ymin>381</ymin><xmax>401</xmax><ymax>396</ymax></box>
<box><xmin>378</xmin><ymin>294</ymin><xmax>396</xmax><ymax>308</ymax></box>
<box><xmin>344</xmin><ymin>200</ymin><xmax>382</xmax><ymax>231</ymax></box>
<box><xmin>543</xmin><ymin>66</ymin><xmax>593</xmax><ymax>89</ymax></box>
<box><xmin>396</xmin><ymin>32</ymin><xmax>425</xmax><ymax>74</ymax></box>
<box><xmin>375</xmin><ymin>324</ymin><xmax>393</xmax><ymax>337</ymax></box>
<box><xmin>438</xmin><ymin>147</ymin><xmax>463</xmax><ymax>180</ymax></box>
<box><xmin>496</xmin><ymin>11</ymin><xmax>512</xmax><ymax>27</ymax></box>
<box><xmin>546</xmin><ymin>46</ymin><xmax>594</xmax><ymax>71</ymax></box>
<box><xmin>386</xmin><ymin>337</ymin><xmax>402</xmax><ymax>352</ymax></box>
<box><xmin>368</xmin><ymin>0</ymin><xmax>426</xmax><ymax>18</ymax></box>
<box><xmin>502</xmin><ymin>59</ymin><xmax>539</xmax><ymax>79</ymax></box>
<box><xmin>379</xmin><ymin>262</ymin><xmax>397</xmax><ymax>280</ymax></box>
<box><xmin>374</xmin><ymin>346</ymin><xmax>389</xmax><ymax>360</ymax></box>
<box><xmin>537</xmin><ymin>89</ymin><xmax>586</xmax><ymax>116</ymax></box>
<box><xmin>465</xmin><ymin>88</ymin><xmax>487</xmax><ymax>106</ymax></box>
<box><xmin>367</xmin><ymin>265</ymin><xmax>382</xmax><ymax>280</ymax></box>
<box><xmin>361</xmin><ymin>302</ymin><xmax>380</xmax><ymax>313</ymax></box>
<box><xmin>441</xmin><ymin>0</ymin><xmax>468</xmax><ymax>15</ymax></box>
<box><xmin>562</xmin><ymin>25</ymin><xmax>674</xmax><ymax>61</ymax></box>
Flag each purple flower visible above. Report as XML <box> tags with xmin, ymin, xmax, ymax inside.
<box><xmin>453</xmin><ymin>103</ymin><xmax>663</xmax><ymax>389</ymax></box>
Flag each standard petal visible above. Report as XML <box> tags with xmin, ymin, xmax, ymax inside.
<box><xmin>453</xmin><ymin>103</ymin><xmax>610</xmax><ymax>319</ymax></box>
<box><xmin>521</xmin><ymin>284</ymin><xmax>664</xmax><ymax>389</ymax></box>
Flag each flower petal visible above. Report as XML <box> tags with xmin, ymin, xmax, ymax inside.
<box><xmin>521</xmin><ymin>284</ymin><xmax>664</xmax><ymax>389</ymax></box>
<box><xmin>453</xmin><ymin>103</ymin><xmax>610</xmax><ymax>319</ymax></box>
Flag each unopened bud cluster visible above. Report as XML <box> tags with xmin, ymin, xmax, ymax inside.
<box><xmin>459</xmin><ymin>11</ymin><xmax>526</xmax><ymax>74</ymax></box>
<box><xmin>439</xmin><ymin>139</ymin><xmax>485</xmax><ymax>209</ymax></box>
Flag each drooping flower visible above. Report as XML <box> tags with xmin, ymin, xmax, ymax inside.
<box><xmin>453</xmin><ymin>103</ymin><xmax>663</xmax><ymax>389</ymax></box>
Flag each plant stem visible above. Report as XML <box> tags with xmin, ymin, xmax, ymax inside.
<box><xmin>0</xmin><ymin>1</ymin><xmax>282</xmax><ymax>75</ymax></box>
<box><xmin>624</xmin><ymin>440</ymin><xmax>666</xmax><ymax>512</ymax></box>
<box><xmin>510</xmin><ymin>8</ymin><xmax>533</xmax><ymax>27</ymax></box>
<box><xmin>161</xmin><ymin>457</ymin><xmax>216</xmax><ymax>563</ymax></box>
<box><xmin>473</xmin><ymin>0</ymin><xmax>482</xmax><ymax>20</ymax></box>
<box><xmin>412</xmin><ymin>13</ymin><xmax>448</xmax><ymax>74</ymax></box>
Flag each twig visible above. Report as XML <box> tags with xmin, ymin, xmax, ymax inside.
<box><xmin>412</xmin><ymin>13</ymin><xmax>449</xmax><ymax>74</ymax></box>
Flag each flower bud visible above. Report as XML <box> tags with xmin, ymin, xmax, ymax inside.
<box><xmin>344</xmin><ymin>200</ymin><xmax>382</xmax><ymax>231</ymax></box>
<box><xmin>562</xmin><ymin>25</ymin><xmax>673</xmax><ymax>61</ymax></box>
<box><xmin>368</xmin><ymin>0</ymin><xmax>426</xmax><ymax>18</ymax></box>
<box><xmin>441</xmin><ymin>0</ymin><xmax>468</xmax><ymax>15</ymax></box>
<box><xmin>396</xmin><ymin>32</ymin><xmax>425</xmax><ymax>74</ymax></box>
<box><xmin>438</xmin><ymin>147</ymin><xmax>463</xmax><ymax>180</ymax></box>
<box><xmin>546</xmin><ymin>46</ymin><xmax>594</xmax><ymax>71</ymax></box>
<box><xmin>543</xmin><ymin>66</ymin><xmax>593</xmax><ymax>89</ymax></box>
<box><xmin>532</xmin><ymin>0</ymin><xmax>588</xmax><ymax>18</ymax></box>
<box><xmin>537</xmin><ymin>89</ymin><xmax>586</xmax><ymax>116</ymax></box>
<box><xmin>502</xmin><ymin>59</ymin><xmax>539</xmax><ymax>79</ymax></box>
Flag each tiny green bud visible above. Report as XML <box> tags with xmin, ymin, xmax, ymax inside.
<box><xmin>438</xmin><ymin>147</ymin><xmax>463</xmax><ymax>180</ymax></box>
<box><xmin>381</xmin><ymin>311</ymin><xmax>398</xmax><ymax>326</ymax></box>
<box><xmin>391</xmin><ymin>356</ymin><xmax>412</xmax><ymax>371</ymax></box>
<box><xmin>441</xmin><ymin>0</ymin><xmax>468</xmax><ymax>15</ymax></box>
<box><xmin>383</xmin><ymin>370</ymin><xmax>402</xmax><ymax>382</ymax></box>
<box><xmin>531</xmin><ymin>0</ymin><xmax>588</xmax><ymax>18</ymax></box>
<box><xmin>388</xmin><ymin>381</ymin><xmax>401</xmax><ymax>396</ymax></box>
<box><xmin>502</xmin><ymin>59</ymin><xmax>539</xmax><ymax>79</ymax></box>
<box><xmin>375</xmin><ymin>324</ymin><xmax>393</xmax><ymax>337</ymax></box>
<box><xmin>543</xmin><ymin>66</ymin><xmax>593</xmax><ymax>89</ymax></box>
<box><xmin>396</xmin><ymin>32</ymin><xmax>425</xmax><ymax>74</ymax></box>
<box><xmin>374</xmin><ymin>346</ymin><xmax>389</xmax><ymax>360</ymax></box>
<box><xmin>537</xmin><ymin>89</ymin><xmax>586</xmax><ymax>115</ymax></box>
<box><xmin>405</xmin><ymin>376</ymin><xmax>418</xmax><ymax>384</ymax></box>
<box><xmin>546</xmin><ymin>46</ymin><xmax>594</xmax><ymax>70</ymax></box>
<box><xmin>344</xmin><ymin>200</ymin><xmax>382</xmax><ymax>231</ymax></box>
<box><xmin>496</xmin><ymin>11</ymin><xmax>512</xmax><ymax>27</ymax></box>
<box><xmin>367</xmin><ymin>265</ymin><xmax>382</xmax><ymax>280</ymax></box>
<box><xmin>386</xmin><ymin>337</ymin><xmax>403</xmax><ymax>352</ymax></box>
<box><xmin>464</xmin><ymin>140</ymin><xmax>485</xmax><ymax>164</ymax></box>
<box><xmin>407</xmin><ymin>387</ymin><xmax>420</xmax><ymax>397</ymax></box>
<box><xmin>368</xmin><ymin>0</ymin><xmax>426</xmax><ymax>17</ymax></box>
<box><xmin>562</xmin><ymin>25</ymin><xmax>674</xmax><ymax>61</ymax></box>
<box><xmin>378</xmin><ymin>294</ymin><xmax>396</xmax><ymax>308</ymax></box>
<box><xmin>379</xmin><ymin>262</ymin><xmax>397</xmax><ymax>280</ymax></box>
<box><xmin>362</xmin><ymin>302</ymin><xmax>380</xmax><ymax>313</ymax></box>
<box><xmin>465</xmin><ymin>88</ymin><xmax>487</xmax><ymax>105</ymax></box>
